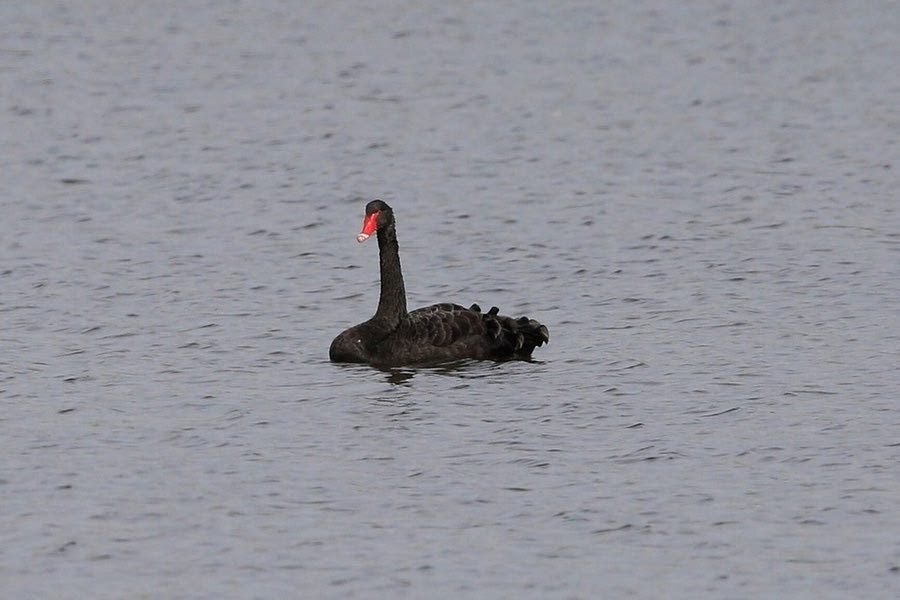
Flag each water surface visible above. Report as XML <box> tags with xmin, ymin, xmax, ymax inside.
<box><xmin>3</xmin><ymin>2</ymin><xmax>899</xmax><ymax>598</ymax></box>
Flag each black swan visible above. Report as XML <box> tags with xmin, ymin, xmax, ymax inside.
<box><xmin>329</xmin><ymin>200</ymin><xmax>549</xmax><ymax>366</ymax></box>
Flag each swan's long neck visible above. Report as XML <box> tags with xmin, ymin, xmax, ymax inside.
<box><xmin>374</xmin><ymin>220</ymin><xmax>407</xmax><ymax>322</ymax></box>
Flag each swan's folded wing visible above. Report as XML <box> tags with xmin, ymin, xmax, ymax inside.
<box><xmin>402</xmin><ymin>303</ymin><xmax>486</xmax><ymax>347</ymax></box>
<box><xmin>399</xmin><ymin>303</ymin><xmax>548</xmax><ymax>361</ymax></box>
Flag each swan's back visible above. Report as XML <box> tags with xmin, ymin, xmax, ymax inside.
<box><xmin>365</xmin><ymin>303</ymin><xmax>548</xmax><ymax>366</ymax></box>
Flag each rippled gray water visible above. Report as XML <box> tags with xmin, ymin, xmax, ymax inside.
<box><xmin>3</xmin><ymin>2</ymin><xmax>900</xmax><ymax>598</ymax></box>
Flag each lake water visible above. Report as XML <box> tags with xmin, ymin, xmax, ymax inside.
<box><xmin>3</xmin><ymin>1</ymin><xmax>899</xmax><ymax>598</ymax></box>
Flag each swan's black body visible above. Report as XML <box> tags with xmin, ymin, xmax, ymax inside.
<box><xmin>329</xmin><ymin>200</ymin><xmax>549</xmax><ymax>366</ymax></box>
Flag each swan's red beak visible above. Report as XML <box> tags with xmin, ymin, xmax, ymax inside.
<box><xmin>357</xmin><ymin>212</ymin><xmax>379</xmax><ymax>243</ymax></box>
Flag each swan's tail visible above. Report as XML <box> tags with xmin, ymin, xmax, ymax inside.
<box><xmin>471</xmin><ymin>304</ymin><xmax>549</xmax><ymax>358</ymax></box>
<box><xmin>513</xmin><ymin>315</ymin><xmax>550</xmax><ymax>356</ymax></box>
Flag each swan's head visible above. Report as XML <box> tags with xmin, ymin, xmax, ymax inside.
<box><xmin>357</xmin><ymin>199</ymin><xmax>393</xmax><ymax>243</ymax></box>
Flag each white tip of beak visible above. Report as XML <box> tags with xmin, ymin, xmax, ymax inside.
<box><xmin>357</xmin><ymin>233</ymin><xmax>370</xmax><ymax>243</ymax></box>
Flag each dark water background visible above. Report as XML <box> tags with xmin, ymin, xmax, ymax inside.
<box><xmin>3</xmin><ymin>2</ymin><xmax>899</xmax><ymax>598</ymax></box>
